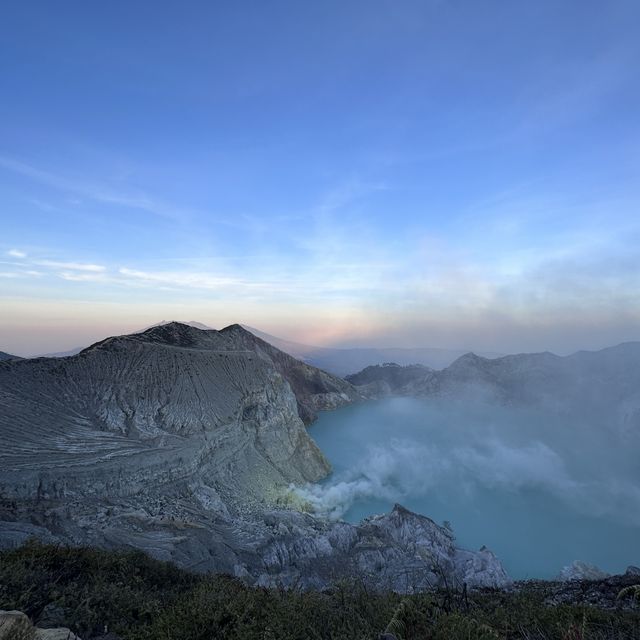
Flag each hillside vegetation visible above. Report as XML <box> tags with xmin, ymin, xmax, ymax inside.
<box><xmin>1</xmin><ymin>542</ymin><xmax>638</xmax><ymax>640</ymax></box>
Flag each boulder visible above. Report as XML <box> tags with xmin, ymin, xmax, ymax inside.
<box><xmin>0</xmin><ymin>610</ymin><xmax>81</xmax><ymax>640</ymax></box>
<box><xmin>0</xmin><ymin>610</ymin><xmax>33</xmax><ymax>640</ymax></box>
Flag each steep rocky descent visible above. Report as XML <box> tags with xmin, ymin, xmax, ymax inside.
<box><xmin>215</xmin><ymin>324</ymin><xmax>360</xmax><ymax>424</ymax></box>
<box><xmin>0</xmin><ymin>322</ymin><xmax>509</xmax><ymax>591</ymax></box>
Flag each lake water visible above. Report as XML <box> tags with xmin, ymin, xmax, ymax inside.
<box><xmin>303</xmin><ymin>397</ymin><xmax>640</xmax><ymax>579</ymax></box>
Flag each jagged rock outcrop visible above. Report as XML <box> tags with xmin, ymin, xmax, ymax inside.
<box><xmin>256</xmin><ymin>504</ymin><xmax>510</xmax><ymax>590</ymax></box>
<box><xmin>0</xmin><ymin>322</ymin><xmax>509</xmax><ymax>592</ymax></box>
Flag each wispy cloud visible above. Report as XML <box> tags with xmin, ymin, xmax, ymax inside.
<box><xmin>35</xmin><ymin>260</ymin><xmax>106</xmax><ymax>272</ymax></box>
<box><xmin>0</xmin><ymin>252</ymin><xmax>108</xmax><ymax>282</ymax></box>
<box><xmin>118</xmin><ymin>267</ymin><xmax>244</xmax><ymax>290</ymax></box>
<box><xmin>0</xmin><ymin>155</ymin><xmax>193</xmax><ymax>223</ymax></box>
<box><xmin>58</xmin><ymin>271</ymin><xmax>108</xmax><ymax>282</ymax></box>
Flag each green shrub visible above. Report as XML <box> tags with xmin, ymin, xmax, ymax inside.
<box><xmin>1</xmin><ymin>542</ymin><xmax>639</xmax><ymax>640</ymax></box>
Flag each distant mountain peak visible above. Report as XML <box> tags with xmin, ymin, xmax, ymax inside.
<box><xmin>220</xmin><ymin>323</ymin><xmax>249</xmax><ymax>334</ymax></box>
<box><xmin>446</xmin><ymin>352</ymin><xmax>490</xmax><ymax>371</ymax></box>
<box><xmin>140</xmin><ymin>321</ymin><xmax>204</xmax><ymax>347</ymax></box>
<box><xmin>147</xmin><ymin>319</ymin><xmax>213</xmax><ymax>331</ymax></box>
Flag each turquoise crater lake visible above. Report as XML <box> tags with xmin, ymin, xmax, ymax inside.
<box><xmin>305</xmin><ymin>397</ymin><xmax>640</xmax><ymax>579</ymax></box>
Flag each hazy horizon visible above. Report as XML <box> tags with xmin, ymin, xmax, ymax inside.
<box><xmin>2</xmin><ymin>316</ymin><xmax>639</xmax><ymax>360</ymax></box>
<box><xmin>2</xmin><ymin>1</ymin><xmax>640</xmax><ymax>356</ymax></box>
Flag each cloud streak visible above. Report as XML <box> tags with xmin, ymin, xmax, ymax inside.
<box><xmin>35</xmin><ymin>260</ymin><xmax>106</xmax><ymax>272</ymax></box>
<box><xmin>0</xmin><ymin>155</ymin><xmax>195</xmax><ymax>223</ymax></box>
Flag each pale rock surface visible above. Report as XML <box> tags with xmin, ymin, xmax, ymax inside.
<box><xmin>558</xmin><ymin>561</ymin><xmax>611</xmax><ymax>581</ymax></box>
<box><xmin>0</xmin><ymin>610</ymin><xmax>81</xmax><ymax>640</ymax></box>
<box><xmin>0</xmin><ymin>323</ymin><xmax>510</xmax><ymax>591</ymax></box>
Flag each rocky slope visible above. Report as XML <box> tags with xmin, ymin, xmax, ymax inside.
<box><xmin>0</xmin><ymin>322</ymin><xmax>509</xmax><ymax>591</ymax></box>
<box><xmin>0</xmin><ymin>351</ymin><xmax>21</xmax><ymax>361</ymax></box>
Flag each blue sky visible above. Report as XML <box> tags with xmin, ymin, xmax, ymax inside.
<box><xmin>1</xmin><ymin>1</ymin><xmax>640</xmax><ymax>355</ymax></box>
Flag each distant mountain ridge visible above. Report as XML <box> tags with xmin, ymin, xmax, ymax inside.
<box><xmin>31</xmin><ymin>321</ymin><xmax>502</xmax><ymax>373</ymax></box>
<box><xmin>36</xmin><ymin>320</ymin><xmax>214</xmax><ymax>358</ymax></box>
<box><xmin>345</xmin><ymin>362</ymin><xmax>433</xmax><ymax>391</ymax></box>
<box><xmin>346</xmin><ymin>342</ymin><xmax>640</xmax><ymax>434</ymax></box>
<box><xmin>242</xmin><ymin>325</ymin><xmax>503</xmax><ymax>375</ymax></box>
<box><xmin>0</xmin><ymin>351</ymin><xmax>22</xmax><ymax>361</ymax></box>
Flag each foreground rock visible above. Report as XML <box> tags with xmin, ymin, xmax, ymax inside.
<box><xmin>0</xmin><ymin>322</ymin><xmax>509</xmax><ymax>591</ymax></box>
<box><xmin>258</xmin><ymin>504</ymin><xmax>510</xmax><ymax>590</ymax></box>
<box><xmin>0</xmin><ymin>610</ymin><xmax>81</xmax><ymax>640</ymax></box>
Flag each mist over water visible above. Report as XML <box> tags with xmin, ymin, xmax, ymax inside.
<box><xmin>301</xmin><ymin>397</ymin><xmax>640</xmax><ymax>579</ymax></box>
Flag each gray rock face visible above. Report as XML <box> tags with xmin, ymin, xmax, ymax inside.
<box><xmin>0</xmin><ymin>323</ymin><xmax>333</xmax><ymax>503</ymax></box>
<box><xmin>215</xmin><ymin>324</ymin><xmax>359</xmax><ymax>424</ymax></box>
<box><xmin>0</xmin><ymin>322</ymin><xmax>509</xmax><ymax>591</ymax></box>
<box><xmin>256</xmin><ymin>504</ymin><xmax>510</xmax><ymax>590</ymax></box>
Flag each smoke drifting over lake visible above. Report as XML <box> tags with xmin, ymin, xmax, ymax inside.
<box><xmin>298</xmin><ymin>397</ymin><xmax>640</xmax><ymax>578</ymax></box>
